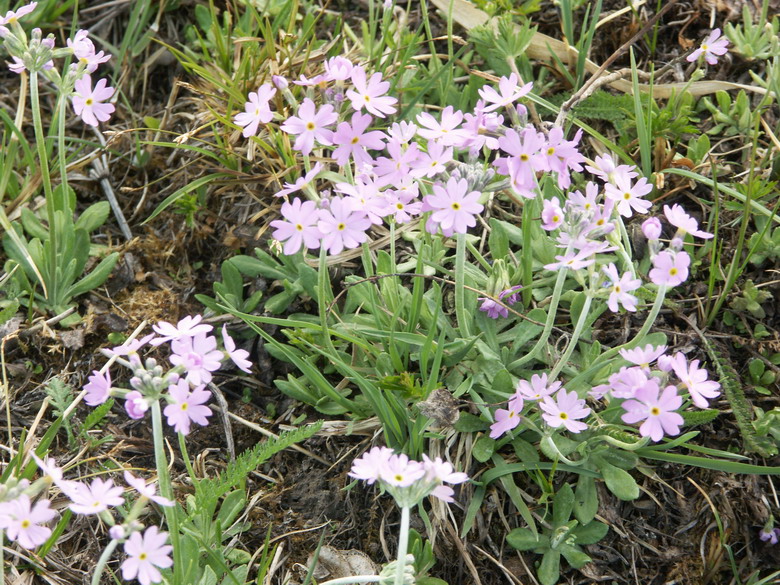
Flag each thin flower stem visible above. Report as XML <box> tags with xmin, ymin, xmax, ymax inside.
<box><xmin>541</xmin><ymin>434</ymin><xmax>583</xmax><ymax>467</ymax></box>
<box><xmin>548</xmin><ymin>292</ymin><xmax>593</xmax><ymax>381</ymax></box>
<box><xmin>567</xmin><ymin>284</ymin><xmax>668</xmax><ymax>388</ymax></box>
<box><xmin>91</xmin><ymin>538</ymin><xmax>120</xmax><ymax>585</ymax></box>
<box><xmin>509</xmin><ymin>257</ymin><xmax>570</xmax><ymax>370</ymax></box>
<box><xmin>394</xmin><ymin>505</ymin><xmax>411</xmax><ymax>585</ymax></box>
<box><xmin>455</xmin><ymin>233</ymin><xmax>472</xmax><ymax>337</ymax></box>
<box><xmin>151</xmin><ymin>400</ymin><xmax>181</xmax><ymax>581</ymax></box>
<box><xmin>177</xmin><ymin>431</ymin><xmax>198</xmax><ymax>485</ymax></box>
<box><xmin>29</xmin><ymin>70</ymin><xmax>59</xmax><ymax>297</ymax></box>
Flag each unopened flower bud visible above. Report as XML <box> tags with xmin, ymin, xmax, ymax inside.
<box><xmin>272</xmin><ymin>75</ymin><xmax>288</xmax><ymax>90</ymax></box>
<box><xmin>641</xmin><ymin>217</ymin><xmax>662</xmax><ymax>240</ymax></box>
<box><xmin>109</xmin><ymin>525</ymin><xmax>126</xmax><ymax>540</ymax></box>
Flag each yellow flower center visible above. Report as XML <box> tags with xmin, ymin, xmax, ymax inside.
<box><xmin>295</xmin><ymin>223</ymin><xmax>304</xmax><ymax>231</ymax></box>
<box><xmin>181</xmin><ymin>403</ymin><xmax>189</xmax><ymax>411</ymax></box>
<box><xmin>85</xmin><ymin>98</ymin><xmax>94</xmax><ymax>106</ymax></box>
<box><xmin>351</xmin><ymin>136</ymin><xmax>360</xmax><ymax>144</ymax></box>
<box><xmin>669</xmin><ymin>268</ymin><xmax>678</xmax><ymax>276</ymax></box>
<box><xmin>451</xmin><ymin>202</ymin><xmax>461</xmax><ymax>210</ymax></box>
<box><xmin>306</xmin><ymin>122</ymin><xmax>315</xmax><ymax>131</ymax></box>
<box><xmin>520</xmin><ymin>154</ymin><xmax>529</xmax><ymax>162</ymax></box>
<box><xmin>623</xmin><ymin>192</ymin><xmax>631</xmax><ymax>200</ymax></box>
<box><xmin>337</xmin><ymin>223</ymin><xmax>346</xmax><ymax>231</ymax></box>
<box><xmin>139</xmin><ymin>553</ymin><xmax>148</xmax><ymax>561</ymax></box>
<box><xmin>650</xmin><ymin>407</ymin><xmax>661</xmax><ymax>416</ymax></box>
<box><xmin>21</xmin><ymin>520</ymin><xmax>31</xmax><ymax>529</ymax></box>
<box><xmin>559</xmin><ymin>412</ymin><xmax>569</xmax><ymax>420</ymax></box>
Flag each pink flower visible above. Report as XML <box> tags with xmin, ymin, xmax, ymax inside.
<box><xmin>317</xmin><ymin>197</ymin><xmax>372</xmax><ymax>255</ymax></box>
<box><xmin>621</xmin><ymin>381</ymin><xmax>683</xmax><ymax>442</ymax></box>
<box><xmin>275</xmin><ymin>162</ymin><xmax>323</xmax><ymax>198</ymax></box>
<box><xmin>0</xmin><ymin>495</ymin><xmax>56</xmax><ymax>549</ymax></box>
<box><xmin>72</xmin><ymin>75</ymin><xmax>115</xmax><ymax>127</ymax></box>
<box><xmin>585</xmin><ymin>154</ymin><xmax>638</xmax><ymax>184</ymax></box>
<box><xmin>280</xmin><ymin>98</ymin><xmax>338</xmax><ymax>155</ymax></box>
<box><xmin>221</xmin><ymin>325</ymin><xmax>252</xmax><ymax>373</ymax></box>
<box><xmin>477</xmin><ymin>73</ymin><xmax>533</xmax><ymax>112</ymax></box>
<box><xmin>124</xmin><ymin>472</ymin><xmax>174</xmax><ymax>507</ymax></box>
<box><xmin>108</xmin><ymin>333</ymin><xmax>155</xmax><ymax>356</ymax></box>
<box><xmin>84</xmin><ymin>369</ymin><xmax>112</xmax><ymax>406</ymax></box>
<box><xmin>604</xmin><ymin>175</ymin><xmax>653</xmax><ymax>217</ymax></box>
<box><xmin>602</xmin><ymin>263</ymin><xmax>641</xmax><ymax>312</ymax></box>
<box><xmin>663</xmin><ymin>204</ymin><xmax>713</xmax><ymax>239</ymax></box>
<box><xmin>67</xmin><ymin>29</ymin><xmax>111</xmax><ymax>73</ymax></box>
<box><xmin>378</xmin><ymin>453</ymin><xmax>425</xmax><ymax>487</ymax></box>
<box><xmin>151</xmin><ymin>315</ymin><xmax>212</xmax><ymax>346</ymax></box>
<box><xmin>421</xmin><ymin>177</ymin><xmax>483</xmax><ymax>237</ymax></box>
<box><xmin>544</xmin><ymin>243</ymin><xmax>609</xmax><ymax>272</ymax></box>
<box><xmin>67</xmin><ymin>477</ymin><xmax>125</xmax><ymax>515</ymax></box>
<box><xmin>324</xmin><ymin>56</ymin><xmax>354</xmax><ymax>82</ymax></box>
<box><xmin>234</xmin><ymin>83</ymin><xmax>276</xmax><ymax>137</ymax></box>
<box><xmin>163</xmin><ymin>379</ymin><xmax>212</xmax><ymax>435</ymax></box>
<box><xmin>641</xmin><ymin>217</ymin><xmax>662</xmax><ymax>240</ymax></box>
<box><xmin>346</xmin><ymin>67</ymin><xmax>397</xmax><ymax>118</ymax></box>
<box><xmin>169</xmin><ymin>333</ymin><xmax>223</xmax><ymax>385</ymax></box>
<box><xmin>516</xmin><ymin>373</ymin><xmax>561</xmax><ymax>401</ymax></box>
<box><xmin>416</xmin><ymin>106</ymin><xmax>467</xmax><ymax>146</ymax></box>
<box><xmin>410</xmin><ymin>139</ymin><xmax>453</xmax><ymax>179</ymax></box>
<box><xmin>121</xmin><ymin>526</ymin><xmax>173</xmax><ymax>585</ymax></box>
<box><xmin>373</xmin><ymin>139</ymin><xmax>421</xmax><ymax>184</ymax></box>
<box><xmin>478</xmin><ymin>285</ymin><xmax>522</xmax><ymax>319</ymax></box>
<box><xmin>541</xmin><ymin>197</ymin><xmax>564</xmax><ymax>231</ymax></box>
<box><xmin>421</xmin><ymin>455</ymin><xmax>469</xmax><ymax>503</ymax></box>
<box><xmin>649</xmin><ymin>250</ymin><xmax>690</xmax><ymax>287</ymax></box>
<box><xmin>349</xmin><ymin>446</ymin><xmax>394</xmax><ymax>484</ymax></box>
<box><xmin>619</xmin><ymin>344</ymin><xmax>667</xmax><ymax>370</ymax></box>
<box><xmin>0</xmin><ymin>2</ymin><xmax>37</xmax><ymax>37</ymax></box>
<box><xmin>270</xmin><ymin>198</ymin><xmax>322</xmax><ymax>255</ymax></box>
<box><xmin>686</xmin><ymin>28</ymin><xmax>729</xmax><ymax>65</ymax></box>
<box><xmin>382</xmin><ymin>185</ymin><xmax>422</xmax><ymax>224</ymax></box>
<box><xmin>599</xmin><ymin>365</ymin><xmax>649</xmax><ymax>399</ymax></box>
<box><xmin>331</xmin><ymin>111</ymin><xmax>386</xmax><ymax>166</ymax></box>
<box><xmin>668</xmin><ymin>353</ymin><xmax>721</xmax><ymax>408</ymax></box>
<box><xmin>125</xmin><ymin>391</ymin><xmax>149</xmax><ymax>420</ymax></box>
<box><xmin>539</xmin><ymin>389</ymin><xmax>590</xmax><ymax>433</ymax></box>
<box><xmin>496</xmin><ymin>127</ymin><xmax>548</xmax><ymax>188</ymax></box>
<box><xmin>489</xmin><ymin>393</ymin><xmax>524</xmax><ymax>438</ymax></box>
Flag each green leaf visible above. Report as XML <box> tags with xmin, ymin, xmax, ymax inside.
<box><xmin>512</xmin><ymin>438</ymin><xmax>540</xmax><ymax>464</ymax></box>
<box><xmin>506</xmin><ymin>528</ymin><xmax>547</xmax><ymax>551</ymax></box>
<box><xmin>559</xmin><ymin>543</ymin><xmax>591</xmax><ymax>569</ymax></box>
<box><xmin>67</xmin><ymin>253</ymin><xmax>119</xmax><ymax>299</ymax></box>
<box><xmin>573</xmin><ymin>520</ymin><xmax>609</xmax><ymax>545</ymax></box>
<box><xmin>472</xmin><ymin>435</ymin><xmax>495</xmax><ymax>463</ymax></box>
<box><xmin>538</xmin><ymin>549</ymin><xmax>561</xmax><ymax>585</ymax></box>
<box><xmin>453</xmin><ymin>412</ymin><xmax>488</xmax><ymax>432</ymax></box>
<box><xmin>488</xmin><ymin>218</ymin><xmax>509</xmax><ymax>259</ymax></box>
<box><xmin>75</xmin><ymin>201</ymin><xmax>111</xmax><ymax>233</ymax></box>
<box><xmin>216</xmin><ymin>490</ymin><xmax>246</xmax><ymax>528</ymax></box>
<box><xmin>598</xmin><ymin>460</ymin><xmax>639</xmax><ymax>501</ymax></box>
<box><xmin>574</xmin><ymin>475</ymin><xmax>598</xmax><ymax>525</ymax></box>
<box><xmin>143</xmin><ymin>173</ymin><xmax>232</xmax><ymax>224</ymax></box>
<box><xmin>552</xmin><ymin>483</ymin><xmax>575</xmax><ymax>527</ymax></box>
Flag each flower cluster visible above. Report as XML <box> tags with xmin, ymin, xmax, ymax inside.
<box><xmin>349</xmin><ymin>447</ymin><xmax>468</xmax><ymax>508</ymax></box>
<box><xmin>0</xmin><ymin>2</ymin><xmax>116</xmax><ymax>127</ymax></box>
<box><xmin>489</xmin><ymin>373</ymin><xmax>591</xmax><ymax>438</ymax></box>
<box><xmin>85</xmin><ymin>315</ymin><xmax>251</xmax><ymax>434</ymax></box>
<box><xmin>489</xmin><ymin>346</ymin><xmax>721</xmax><ymax>443</ymax></box>
<box><xmin>0</xmin><ymin>456</ymin><xmax>173</xmax><ymax>585</ymax></box>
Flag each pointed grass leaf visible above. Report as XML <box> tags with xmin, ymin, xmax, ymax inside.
<box><xmin>67</xmin><ymin>252</ymin><xmax>119</xmax><ymax>299</ymax></box>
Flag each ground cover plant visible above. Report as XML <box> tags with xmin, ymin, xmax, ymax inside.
<box><xmin>1</xmin><ymin>0</ymin><xmax>780</xmax><ymax>584</ymax></box>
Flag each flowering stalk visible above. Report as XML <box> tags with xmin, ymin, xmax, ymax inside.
<box><xmin>151</xmin><ymin>400</ymin><xmax>181</xmax><ymax>581</ymax></box>
<box><xmin>394</xmin><ymin>505</ymin><xmax>411</xmax><ymax>585</ymax></box>
<box><xmin>548</xmin><ymin>291</ymin><xmax>593</xmax><ymax>380</ymax></box>
<box><xmin>509</xmin><ymin>244</ymin><xmax>572</xmax><ymax>370</ymax></box>
<box><xmin>91</xmin><ymin>538</ymin><xmax>120</xmax><ymax>585</ymax></box>
<box><xmin>455</xmin><ymin>233</ymin><xmax>471</xmax><ymax>337</ymax></box>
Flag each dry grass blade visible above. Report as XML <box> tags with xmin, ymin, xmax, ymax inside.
<box><xmin>429</xmin><ymin>0</ymin><xmax>771</xmax><ymax>98</ymax></box>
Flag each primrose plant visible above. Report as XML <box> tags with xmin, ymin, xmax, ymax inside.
<box><xmin>225</xmin><ymin>41</ymin><xmax>729</xmax><ymax>581</ymax></box>
<box><xmin>0</xmin><ymin>315</ymin><xmax>252</xmax><ymax>585</ymax></box>
<box><xmin>0</xmin><ymin>2</ymin><xmax>118</xmax><ymax>318</ymax></box>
